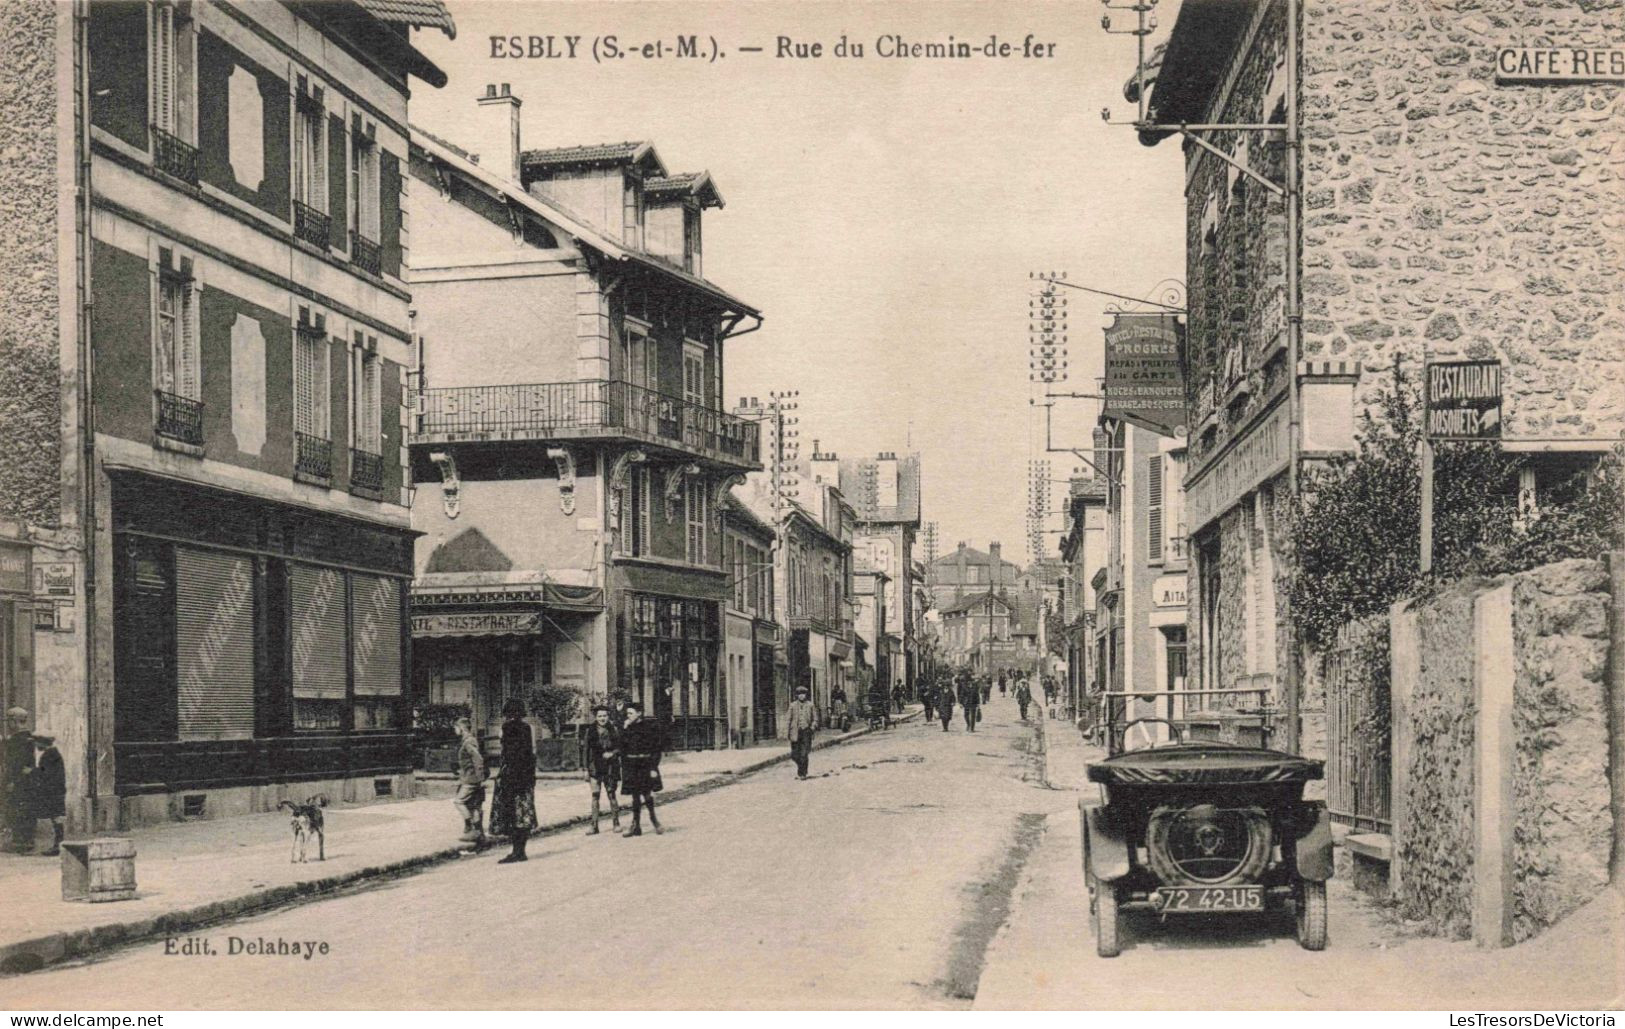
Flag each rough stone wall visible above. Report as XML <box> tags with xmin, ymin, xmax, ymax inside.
<box><xmin>1216</xmin><ymin>505</ymin><xmax>1250</xmax><ymax>688</ymax></box>
<box><xmin>1508</xmin><ymin>558</ymin><xmax>1612</xmax><ymax>941</ymax></box>
<box><xmin>1302</xmin><ymin>0</ymin><xmax>1625</xmax><ymax>435</ymax></box>
<box><xmin>1396</xmin><ymin>585</ymin><xmax>1479</xmax><ymax>939</ymax></box>
<box><xmin>0</xmin><ymin>0</ymin><xmax>63</xmax><ymax>529</ymax></box>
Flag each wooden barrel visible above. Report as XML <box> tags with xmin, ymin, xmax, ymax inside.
<box><xmin>60</xmin><ymin>838</ymin><xmax>138</xmax><ymax>903</ymax></box>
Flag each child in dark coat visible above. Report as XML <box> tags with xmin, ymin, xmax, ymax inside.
<box><xmin>32</xmin><ymin>734</ymin><xmax>66</xmax><ymax>856</ymax></box>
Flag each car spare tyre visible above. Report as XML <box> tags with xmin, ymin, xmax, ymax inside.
<box><xmin>1146</xmin><ymin>803</ymin><xmax>1271</xmax><ymax>886</ymax></box>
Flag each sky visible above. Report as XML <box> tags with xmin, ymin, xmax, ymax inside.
<box><xmin>413</xmin><ymin>0</ymin><xmax>1188</xmax><ymax>566</ymax></box>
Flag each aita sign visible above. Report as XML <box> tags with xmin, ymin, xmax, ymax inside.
<box><xmin>1102</xmin><ymin>313</ymin><xmax>1186</xmax><ymax>438</ymax></box>
<box><xmin>1426</xmin><ymin>360</ymin><xmax>1502</xmax><ymax>440</ymax></box>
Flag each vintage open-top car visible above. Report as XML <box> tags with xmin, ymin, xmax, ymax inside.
<box><xmin>1079</xmin><ymin>713</ymin><xmax>1333</xmax><ymax>957</ymax></box>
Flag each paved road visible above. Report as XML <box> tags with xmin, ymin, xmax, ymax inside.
<box><xmin>4</xmin><ymin>699</ymin><xmax>1050</xmax><ymax>1010</ymax></box>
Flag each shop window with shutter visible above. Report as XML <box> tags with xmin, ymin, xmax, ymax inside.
<box><xmin>685</xmin><ymin>474</ymin><xmax>708</xmax><ymax>565</ymax></box>
<box><xmin>351</xmin><ymin>574</ymin><xmax>402</xmax><ymax>729</ymax></box>
<box><xmin>175</xmin><ymin>548</ymin><xmax>257</xmax><ymax>740</ymax></box>
<box><xmin>291</xmin><ymin>564</ymin><xmax>348</xmax><ymax>730</ymax></box>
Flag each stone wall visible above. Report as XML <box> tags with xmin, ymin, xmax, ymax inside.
<box><xmin>0</xmin><ymin>0</ymin><xmax>63</xmax><ymax>529</ymax></box>
<box><xmin>1395</xmin><ymin>584</ymin><xmax>1480</xmax><ymax>938</ymax></box>
<box><xmin>1392</xmin><ymin>558</ymin><xmax>1615</xmax><ymax>943</ymax></box>
<box><xmin>1508</xmin><ymin>559</ymin><xmax>1613</xmax><ymax>941</ymax></box>
<box><xmin>1302</xmin><ymin>0</ymin><xmax>1625</xmax><ymax>435</ymax></box>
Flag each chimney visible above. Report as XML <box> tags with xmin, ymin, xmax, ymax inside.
<box><xmin>472</xmin><ymin>84</ymin><xmax>521</xmax><ymax>181</ymax></box>
<box><xmin>809</xmin><ymin>442</ymin><xmax>840</xmax><ymax>488</ymax></box>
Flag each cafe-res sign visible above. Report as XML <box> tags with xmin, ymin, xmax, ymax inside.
<box><xmin>1495</xmin><ymin>47</ymin><xmax>1625</xmax><ymax>83</ymax></box>
<box><xmin>1185</xmin><ymin>399</ymin><xmax>1291</xmax><ymax>534</ymax></box>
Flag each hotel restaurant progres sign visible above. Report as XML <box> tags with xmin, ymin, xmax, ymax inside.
<box><xmin>1426</xmin><ymin>360</ymin><xmax>1502</xmax><ymax>441</ymax></box>
<box><xmin>1102</xmin><ymin>313</ymin><xmax>1186</xmax><ymax>438</ymax></box>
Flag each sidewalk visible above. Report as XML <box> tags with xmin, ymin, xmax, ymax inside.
<box><xmin>0</xmin><ymin>710</ymin><xmax>919</xmax><ymax>976</ymax></box>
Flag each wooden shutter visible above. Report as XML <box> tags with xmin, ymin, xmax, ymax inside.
<box><xmin>175</xmin><ymin>548</ymin><xmax>257</xmax><ymax>740</ymax></box>
<box><xmin>379</xmin><ymin>149</ymin><xmax>401</xmax><ymax>277</ymax></box>
<box><xmin>351</xmin><ymin>575</ymin><xmax>401</xmax><ymax>696</ymax></box>
<box><xmin>1147</xmin><ymin>455</ymin><xmax>1164</xmax><ymax>563</ymax></box>
<box><xmin>327</xmin><ymin>113</ymin><xmax>347</xmax><ymax>248</ymax></box>
<box><xmin>291</xmin><ymin>564</ymin><xmax>347</xmax><ymax>699</ymax></box>
<box><xmin>636</xmin><ymin>467</ymin><xmax>652</xmax><ymax>556</ymax></box>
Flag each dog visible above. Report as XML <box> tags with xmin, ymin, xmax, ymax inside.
<box><xmin>278</xmin><ymin>795</ymin><xmax>328</xmax><ymax>863</ymax></box>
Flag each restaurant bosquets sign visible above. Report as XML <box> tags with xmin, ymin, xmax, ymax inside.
<box><xmin>1426</xmin><ymin>360</ymin><xmax>1502</xmax><ymax>441</ymax></box>
<box><xmin>1103</xmin><ymin>313</ymin><xmax>1185</xmax><ymax>438</ymax></box>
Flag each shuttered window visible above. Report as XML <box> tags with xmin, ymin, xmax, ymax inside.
<box><xmin>175</xmin><ymin>548</ymin><xmax>256</xmax><ymax>740</ymax></box>
<box><xmin>685</xmin><ymin>474</ymin><xmax>708</xmax><ymax>565</ymax></box>
<box><xmin>635</xmin><ymin>467</ymin><xmax>652</xmax><ymax>557</ymax></box>
<box><xmin>1147</xmin><ymin>455</ymin><xmax>1165</xmax><ymax>564</ymax></box>
<box><xmin>291</xmin><ymin>564</ymin><xmax>347</xmax><ymax>706</ymax></box>
<box><xmin>351</xmin><ymin>575</ymin><xmax>401</xmax><ymax>697</ymax></box>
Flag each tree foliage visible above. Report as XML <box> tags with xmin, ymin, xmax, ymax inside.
<box><xmin>1288</xmin><ymin>359</ymin><xmax>1623</xmax><ymax>651</ymax></box>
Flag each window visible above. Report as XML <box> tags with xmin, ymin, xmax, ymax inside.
<box><xmin>175</xmin><ymin>547</ymin><xmax>256</xmax><ymax>740</ymax></box>
<box><xmin>1166</xmin><ymin>455</ymin><xmax>1187</xmax><ymax>563</ymax></box>
<box><xmin>350</xmin><ymin>334</ymin><xmax>382</xmax><ymax>454</ymax></box>
<box><xmin>293</xmin><ymin>81</ymin><xmax>326</xmax><ymax>209</ymax></box>
<box><xmin>351</xmin><ymin>574</ymin><xmax>402</xmax><ymax>729</ymax></box>
<box><xmin>153</xmin><ymin>250</ymin><xmax>199</xmax><ymax>400</ymax></box>
<box><xmin>622</xmin><ymin>172</ymin><xmax>643</xmax><ymax>248</ymax></box>
<box><xmin>291</xmin><ymin>564</ymin><xmax>347</xmax><ymax>731</ymax></box>
<box><xmin>683</xmin><ymin>208</ymin><xmax>702</xmax><ymax>275</ymax></box>
<box><xmin>685</xmin><ymin>474</ymin><xmax>709</xmax><ymax>565</ymax></box>
<box><xmin>149</xmin><ymin>0</ymin><xmax>195</xmax><ymax>143</ymax></box>
<box><xmin>683</xmin><ymin>343</ymin><xmax>705</xmax><ymax>406</ymax></box>
<box><xmin>294</xmin><ymin>312</ymin><xmax>330</xmax><ymax>443</ymax></box>
<box><xmin>618</xmin><ymin>466</ymin><xmax>652</xmax><ymax>557</ymax></box>
<box><xmin>349</xmin><ymin>126</ymin><xmax>380</xmax><ymax>242</ymax></box>
<box><xmin>1147</xmin><ymin>455</ymin><xmax>1165</xmax><ymax>564</ymax></box>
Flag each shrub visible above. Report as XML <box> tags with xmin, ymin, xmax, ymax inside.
<box><xmin>413</xmin><ymin>702</ymin><xmax>471</xmax><ymax>745</ymax></box>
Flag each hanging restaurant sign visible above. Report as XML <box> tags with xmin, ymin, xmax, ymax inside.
<box><xmin>1425</xmin><ymin>360</ymin><xmax>1502</xmax><ymax>441</ymax></box>
<box><xmin>1102</xmin><ymin>313</ymin><xmax>1186</xmax><ymax>438</ymax></box>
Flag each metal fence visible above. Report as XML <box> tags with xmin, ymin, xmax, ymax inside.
<box><xmin>415</xmin><ymin>379</ymin><xmax>760</xmax><ymax>464</ymax></box>
<box><xmin>1324</xmin><ymin>617</ymin><xmax>1392</xmax><ymax>834</ymax></box>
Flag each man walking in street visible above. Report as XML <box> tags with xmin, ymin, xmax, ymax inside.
<box><xmin>787</xmin><ymin>685</ymin><xmax>817</xmax><ymax>779</ymax></box>
<box><xmin>451</xmin><ymin>716</ymin><xmax>487</xmax><ymax>847</ymax></box>
<box><xmin>937</xmin><ymin>679</ymin><xmax>955</xmax><ymax>732</ymax></box>
<box><xmin>922</xmin><ymin>677</ymin><xmax>935</xmax><ymax>723</ymax></box>
<box><xmin>3</xmin><ymin>708</ymin><xmax>36</xmax><ymax>853</ymax></box>
<box><xmin>583</xmin><ymin>704</ymin><xmax>622</xmax><ymax>835</ymax></box>
<box><xmin>981</xmin><ymin>676</ymin><xmax>992</xmax><ymax>706</ymax></box>
<box><xmin>1016</xmin><ymin>678</ymin><xmax>1033</xmax><ymax>721</ymax></box>
<box><xmin>959</xmin><ymin>676</ymin><xmax>980</xmax><ymax>732</ymax></box>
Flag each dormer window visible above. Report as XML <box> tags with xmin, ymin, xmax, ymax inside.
<box><xmin>684</xmin><ymin>206</ymin><xmax>702</xmax><ymax>275</ymax></box>
<box><xmin>623</xmin><ymin>172</ymin><xmax>644</xmax><ymax>248</ymax></box>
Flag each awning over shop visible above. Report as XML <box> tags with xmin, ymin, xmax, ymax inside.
<box><xmin>411</xmin><ymin>582</ymin><xmax>604</xmax><ymax>612</ymax></box>
<box><xmin>616</xmin><ymin>562</ymin><xmax>729</xmax><ymax>604</ymax></box>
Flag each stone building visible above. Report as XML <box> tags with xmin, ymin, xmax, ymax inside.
<box><xmin>925</xmin><ymin>541</ymin><xmax>1022</xmax><ymax>614</ymax></box>
<box><xmin>832</xmin><ymin>451</ymin><xmax>923</xmax><ymax>696</ymax></box>
<box><xmin>0</xmin><ymin>0</ymin><xmax>454</xmax><ymax>831</ymax></box>
<box><xmin>1139</xmin><ymin>0</ymin><xmax>1625</xmax><ymax>756</ymax></box>
<box><xmin>721</xmin><ymin>493</ymin><xmax>779</xmax><ymax>744</ymax></box>
<box><xmin>1058</xmin><ymin>476</ymin><xmax>1107</xmax><ymax>714</ymax></box>
<box><xmin>405</xmin><ymin>87</ymin><xmax>763</xmax><ymax>752</ymax></box>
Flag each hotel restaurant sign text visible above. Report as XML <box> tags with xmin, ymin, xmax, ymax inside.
<box><xmin>1185</xmin><ymin>400</ymin><xmax>1291</xmax><ymax>533</ymax></box>
<box><xmin>412</xmin><ymin>611</ymin><xmax>543</xmax><ymax>637</ymax></box>
<box><xmin>1495</xmin><ymin>47</ymin><xmax>1625</xmax><ymax>83</ymax></box>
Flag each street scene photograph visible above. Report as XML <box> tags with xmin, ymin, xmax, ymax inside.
<box><xmin>0</xmin><ymin>0</ymin><xmax>1621</xmax><ymax>1015</ymax></box>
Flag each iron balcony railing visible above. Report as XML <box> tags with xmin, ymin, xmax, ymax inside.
<box><xmin>293</xmin><ymin>200</ymin><xmax>331</xmax><ymax>248</ymax></box>
<box><xmin>295</xmin><ymin>431</ymin><xmax>333</xmax><ymax>484</ymax></box>
<box><xmin>414</xmin><ymin>379</ymin><xmax>760</xmax><ymax>466</ymax></box>
<box><xmin>349</xmin><ymin>447</ymin><xmax>384</xmax><ymax>497</ymax></box>
<box><xmin>350</xmin><ymin>231</ymin><xmax>382</xmax><ymax>276</ymax></box>
<box><xmin>155</xmin><ymin>390</ymin><xmax>204</xmax><ymax>447</ymax></box>
<box><xmin>151</xmin><ymin>126</ymin><xmax>199</xmax><ymax>186</ymax></box>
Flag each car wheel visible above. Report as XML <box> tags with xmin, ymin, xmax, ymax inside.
<box><xmin>1296</xmin><ymin>880</ymin><xmax>1328</xmax><ymax>951</ymax></box>
<box><xmin>1095</xmin><ymin>882</ymin><xmax>1122</xmax><ymax>958</ymax></box>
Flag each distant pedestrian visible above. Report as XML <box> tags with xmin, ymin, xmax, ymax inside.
<box><xmin>891</xmin><ymin>684</ymin><xmax>905</xmax><ymax>715</ymax></box>
<box><xmin>583</xmin><ymin>705</ymin><xmax>623</xmax><ymax>835</ymax></box>
<box><xmin>30</xmin><ymin>734</ymin><xmax>65</xmax><ymax>857</ymax></box>
<box><xmin>937</xmin><ymin>682</ymin><xmax>955</xmax><ymax>732</ymax></box>
<box><xmin>922</xmin><ymin>682</ymin><xmax>936</xmax><ymax>723</ymax></box>
<box><xmin>490</xmin><ymin>698</ymin><xmax>537</xmax><ymax>863</ymax></box>
<box><xmin>981</xmin><ymin>678</ymin><xmax>992</xmax><ymax>705</ymax></box>
<box><xmin>2</xmin><ymin>708</ymin><xmax>35</xmax><ymax>853</ymax></box>
<box><xmin>452</xmin><ymin>716</ymin><xmax>487</xmax><ymax>847</ymax></box>
<box><xmin>998</xmin><ymin>672</ymin><xmax>1007</xmax><ymax>696</ymax></box>
<box><xmin>959</xmin><ymin>678</ymin><xmax>980</xmax><ymax>732</ymax></box>
<box><xmin>620</xmin><ymin>702</ymin><xmax>666</xmax><ymax>835</ymax></box>
<box><xmin>787</xmin><ymin>686</ymin><xmax>817</xmax><ymax>779</ymax></box>
<box><xmin>1016</xmin><ymin>680</ymin><xmax>1033</xmax><ymax>721</ymax></box>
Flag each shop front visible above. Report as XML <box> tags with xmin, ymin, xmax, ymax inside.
<box><xmin>0</xmin><ymin>542</ymin><xmax>34</xmax><ymax>720</ymax></box>
<box><xmin>107</xmin><ymin>474</ymin><xmax>415</xmax><ymax>820</ymax></box>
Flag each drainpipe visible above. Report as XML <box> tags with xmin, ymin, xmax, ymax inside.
<box><xmin>1283</xmin><ymin>0</ymin><xmax>1303</xmax><ymax>755</ymax></box>
<box><xmin>73</xmin><ymin>0</ymin><xmax>100</xmax><ymax>826</ymax></box>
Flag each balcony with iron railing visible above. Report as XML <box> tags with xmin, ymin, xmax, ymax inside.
<box><xmin>413</xmin><ymin>379</ymin><xmax>761</xmax><ymax>469</ymax></box>
<box><xmin>293</xmin><ymin>200</ymin><xmax>331</xmax><ymax>248</ymax></box>
<box><xmin>155</xmin><ymin>390</ymin><xmax>204</xmax><ymax>447</ymax></box>
<box><xmin>295</xmin><ymin>431</ymin><xmax>333</xmax><ymax>486</ymax></box>
<box><xmin>350</xmin><ymin>231</ymin><xmax>382</xmax><ymax>276</ymax></box>
<box><xmin>151</xmin><ymin>126</ymin><xmax>199</xmax><ymax>186</ymax></box>
<box><xmin>349</xmin><ymin>447</ymin><xmax>384</xmax><ymax>499</ymax></box>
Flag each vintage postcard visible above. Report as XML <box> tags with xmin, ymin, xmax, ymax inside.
<box><xmin>0</xmin><ymin>0</ymin><xmax>1621</xmax><ymax>1014</ymax></box>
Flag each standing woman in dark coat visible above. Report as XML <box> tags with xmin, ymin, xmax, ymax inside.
<box><xmin>490</xmin><ymin>698</ymin><xmax>537</xmax><ymax>863</ymax></box>
<box><xmin>619</xmin><ymin>702</ymin><xmax>665</xmax><ymax>837</ymax></box>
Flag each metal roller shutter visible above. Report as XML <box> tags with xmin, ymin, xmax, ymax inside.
<box><xmin>292</xmin><ymin>564</ymin><xmax>348</xmax><ymax>699</ymax></box>
<box><xmin>351</xmin><ymin>574</ymin><xmax>402</xmax><ymax>697</ymax></box>
<box><xmin>175</xmin><ymin>548</ymin><xmax>256</xmax><ymax>740</ymax></box>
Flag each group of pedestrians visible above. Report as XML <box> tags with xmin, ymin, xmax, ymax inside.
<box><xmin>1</xmin><ymin>707</ymin><xmax>66</xmax><ymax>857</ymax></box>
<box><xmin>916</xmin><ymin>668</ymin><xmax>1052</xmax><ymax>736</ymax></box>
<box><xmin>450</xmin><ymin>696</ymin><xmax>667</xmax><ymax>864</ymax></box>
